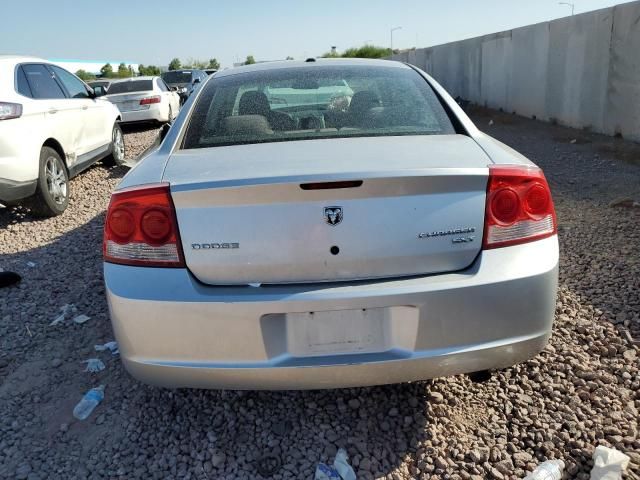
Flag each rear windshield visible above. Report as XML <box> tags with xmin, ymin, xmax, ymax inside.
<box><xmin>162</xmin><ymin>71</ymin><xmax>192</xmax><ymax>83</ymax></box>
<box><xmin>107</xmin><ymin>80</ymin><xmax>153</xmax><ymax>94</ymax></box>
<box><xmin>182</xmin><ymin>65</ymin><xmax>455</xmax><ymax>149</ymax></box>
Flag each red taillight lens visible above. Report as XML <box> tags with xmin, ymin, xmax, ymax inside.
<box><xmin>0</xmin><ymin>102</ymin><xmax>22</xmax><ymax>121</ymax></box>
<box><xmin>139</xmin><ymin>96</ymin><xmax>161</xmax><ymax>105</ymax></box>
<box><xmin>103</xmin><ymin>183</ymin><xmax>184</xmax><ymax>267</ymax></box>
<box><xmin>483</xmin><ymin>165</ymin><xmax>557</xmax><ymax>249</ymax></box>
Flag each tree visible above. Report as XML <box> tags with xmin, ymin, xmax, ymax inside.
<box><xmin>322</xmin><ymin>45</ymin><xmax>391</xmax><ymax>59</ymax></box>
<box><xmin>184</xmin><ymin>58</ymin><xmax>208</xmax><ymax>70</ymax></box>
<box><xmin>207</xmin><ymin>58</ymin><xmax>220</xmax><ymax>70</ymax></box>
<box><xmin>75</xmin><ymin>69</ymin><xmax>95</xmax><ymax>81</ymax></box>
<box><xmin>117</xmin><ymin>62</ymin><xmax>131</xmax><ymax>78</ymax></box>
<box><xmin>100</xmin><ymin>63</ymin><xmax>113</xmax><ymax>78</ymax></box>
<box><xmin>245</xmin><ymin>55</ymin><xmax>256</xmax><ymax>65</ymax></box>
<box><xmin>139</xmin><ymin>64</ymin><xmax>161</xmax><ymax>76</ymax></box>
<box><xmin>168</xmin><ymin>58</ymin><xmax>181</xmax><ymax>71</ymax></box>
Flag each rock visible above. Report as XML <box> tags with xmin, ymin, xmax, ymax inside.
<box><xmin>513</xmin><ymin>452</ymin><xmax>533</xmax><ymax>466</ymax></box>
<box><xmin>359</xmin><ymin>458</ymin><xmax>372</xmax><ymax>472</ymax></box>
<box><xmin>348</xmin><ymin>398</ymin><xmax>360</xmax><ymax>410</ymax></box>
<box><xmin>467</xmin><ymin>450</ymin><xmax>482</xmax><ymax>463</ymax></box>
<box><xmin>51</xmin><ymin>358</ymin><xmax>62</xmax><ymax>368</ymax></box>
<box><xmin>489</xmin><ymin>467</ymin><xmax>505</xmax><ymax>479</ymax></box>
<box><xmin>435</xmin><ymin>457</ymin><xmax>449</xmax><ymax>470</ymax></box>
<box><xmin>429</xmin><ymin>392</ymin><xmax>444</xmax><ymax>404</ymax></box>
<box><xmin>211</xmin><ymin>453</ymin><xmax>226</xmax><ymax>468</ymax></box>
<box><xmin>15</xmin><ymin>463</ymin><xmax>32</xmax><ymax>480</ymax></box>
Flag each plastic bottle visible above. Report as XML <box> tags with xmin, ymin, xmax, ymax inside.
<box><xmin>523</xmin><ymin>460</ymin><xmax>564</xmax><ymax>480</ymax></box>
<box><xmin>73</xmin><ymin>385</ymin><xmax>104</xmax><ymax>420</ymax></box>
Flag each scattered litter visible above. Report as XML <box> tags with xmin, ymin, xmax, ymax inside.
<box><xmin>488</xmin><ymin>119</ymin><xmax>494</xmax><ymax>126</ymax></box>
<box><xmin>49</xmin><ymin>304</ymin><xmax>77</xmax><ymax>326</ymax></box>
<box><xmin>315</xmin><ymin>448</ymin><xmax>356</xmax><ymax>480</ymax></box>
<box><xmin>590</xmin><ymin>446</ymin><xmax>630</xmax><ymax>480</ymax></box>
<box><xmin>73</xmin><ymin>385</ymin><xmax>104</xmax><ymax>420</ymax></box>
<box><xmin>570</xmin><ymin>139</ymin><xmax>577</xmax><ymax>144</ymax></box>
<box><xmin>83</xmin><ymin>358</ymin><xmax>106</xmax><ymax>373</ymax></box>
<box><xmin>95</xmin><ymin>341</ymin><xmax>119</xmax><ymax>356</ymax></box>
<box><xmin>25</xmin><ymin>325</ymin><xmax>33</xmax><ymax>338</ymax></box>
<box><xmin>523</xmin><ymin>459</ymin><xmax>564</xmax><ymax>480</ymax></box>
<box><xmin>26</xmin><ymin>261</ymin><xmax>36</xmax><ymax>267</ymax></box>
<box><xmin>73</xmin><ymin>314</ymin><xmax>91</xmax><ymax>324</ymax></box>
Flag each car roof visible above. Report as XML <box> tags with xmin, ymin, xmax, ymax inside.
<box><xmin>214</xmin><ymin>58</ymin><xmax>408</xmax><ymax>79</ymax></box>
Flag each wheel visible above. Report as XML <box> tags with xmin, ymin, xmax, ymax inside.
<box><xmin>27</xmin><ymin>147</ymin><xmax>69</xmax><ymax>217</ymax></box>
<box><xmin>102</xmin><ymin>123</ymin><xmax>125</xmax><ymax>166</ymax></box>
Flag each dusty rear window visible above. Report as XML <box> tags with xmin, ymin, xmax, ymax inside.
<box><xmin>182</xmin><ymin>65</ymin><xmax>455</xmax><ymax>149</ymax></box>
<box><xmin>107</xmin><ymin>80</ymin><xmax>153</xmax><ymax>94</ymax></box>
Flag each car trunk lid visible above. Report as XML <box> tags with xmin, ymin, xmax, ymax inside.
<box><xmin>165</xmin><ymin>135</ymin><xmax>491</xmax><ymax>284</ymax></box>
<box><xmin>106</xmin><ymin>92</ymin><xmax>154</xmax><ymax>112</ymax></box>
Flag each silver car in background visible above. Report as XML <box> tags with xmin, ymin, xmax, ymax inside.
<box><xmin>104</xmin><ymin>76</ymin><xmax>180</xmax><ymax>124</ymax></box>
<box><xmin>103</xmin><ymin>59</ymin><xmax>559</xmax><ymax>390</ymax></box>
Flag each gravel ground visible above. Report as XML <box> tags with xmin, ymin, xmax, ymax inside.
<box><xmin>0</xmin><ymin>116</ymin><xmax>638</xmax><ymax>480</ymax></box>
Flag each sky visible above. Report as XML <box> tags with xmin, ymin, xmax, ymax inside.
<box><xmin>1</xmin><ymin>0</ymin><xmax>630</xmax><ymax>68</ymax></box>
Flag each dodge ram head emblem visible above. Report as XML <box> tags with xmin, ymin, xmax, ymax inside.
<box><xmin>324</xmin><ymin>206</ymin><xmax>343</xmax><ymax>226</ymax></box>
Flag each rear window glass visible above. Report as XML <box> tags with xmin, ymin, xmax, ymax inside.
<box><xmin>182</xmin><ymin>65</ymin><xmax>455</xmax><ymax>150</ymax></box>
<box><xmin>107</xmin><ymin>80</ymin><xmax>153</xmax><ymax>94</ymax></box>
<box><xmin>162</xmin><ymin>71</ymin><xmax>192</xmax><ymax>83</ymax></box>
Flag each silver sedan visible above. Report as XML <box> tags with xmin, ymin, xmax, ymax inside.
<box><xmin>103</xmin><ymin>59</ymin><xmax>558</xmax><ymax>390</ymax></box>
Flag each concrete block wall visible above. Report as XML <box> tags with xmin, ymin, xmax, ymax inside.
<box><xmin>392</xmin><ymin>1</ymin><xmax>640</xmax><ymax>142</ymax></box>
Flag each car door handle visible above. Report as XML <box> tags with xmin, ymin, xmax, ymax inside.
<box><xmin>82</xmin><ymin>105</ymin><xmax>88</xmax><ymax>110</ymax></box>
<box><xmin>48</xmin><ymin>108</ymin><xmax>58</xmax><ymax>114</ymax></box>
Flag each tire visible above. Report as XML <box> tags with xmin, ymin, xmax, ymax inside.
<box><xmin>102</xmin><ymin>123</ymin><xmax>125</xmax><ymax>167</ymax></box>
<box><xmin>27</xmin><ymin>147</ymin><xmax>69</xmax><ymax>217</ymax></box>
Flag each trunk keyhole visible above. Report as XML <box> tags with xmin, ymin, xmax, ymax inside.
<box><xmin>330</xmin><ymin>246</ymin><xmax>340</xmax><ymax>255</ymax></box>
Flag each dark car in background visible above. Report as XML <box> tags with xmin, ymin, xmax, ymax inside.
<box><xmin>161</xmin><ymin>69</ymin><xmax>207</xmax><ymax>105</ymax></box>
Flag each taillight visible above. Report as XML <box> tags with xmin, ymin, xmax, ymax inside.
<box><xmin>139</xmin><ymin>96</ymin><xmax>161</xmax><ymax>105</ymax></box>
<box><xmin>483</xmin><ymin>165</ymin><xmax>556</xmax><ymax>249</ymax></box>
<box><xmin>103</xmin><ymin>183</ymin><xmax>185</xmax><ymax>267</ymax></box>
<box><xmin>0</xmin><ymin>102</ymin><xmax>22</xmax><ymax>120</ymax></box>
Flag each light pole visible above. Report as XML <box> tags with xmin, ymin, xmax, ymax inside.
<box><xmin>390</xmin><ymin>26</ymin><xmax>402</xmax><ymax>52</ymax></box>
<box><xmin>558</xmin><ymin>2</ymin><xmax>575</xmax><ymax>15</ymax></box>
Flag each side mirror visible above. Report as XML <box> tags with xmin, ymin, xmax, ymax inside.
<box><xmin>87</xmin><ymin>86</ymin><xmax>97</xmax><ymax>99</ymax></box>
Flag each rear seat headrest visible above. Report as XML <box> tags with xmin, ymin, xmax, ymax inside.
<box><xmin>223</xmin><ymin>115</ymin><xmax>274</xmax><ymax>136</ymax></box>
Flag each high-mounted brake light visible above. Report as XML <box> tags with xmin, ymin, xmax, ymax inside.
<box><xmin>0</xmin><ymin>102</ymin><xmax>22</xmax><ymax>121</ymax></box>
<box><xmin>483</xmin><ymin>165</ymin><xmax>557</xmax><ymax>249</ymax></box>
<box><xmin>139</xmin><ymin>96</ymin><xmax>161</xmax><ymax>105</ymax></box>
<box><xmin>103</xmin><ymin>183</ymin><xmax>185</xmax><ymax>267</ymax></box>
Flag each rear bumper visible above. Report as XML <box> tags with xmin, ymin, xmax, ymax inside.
<box><xmin>119</xmin><ymin>105</ymin><xmax>165</xmax><ymax>123</ymax></box>
<box><xmin>104</xmin><ymin>236</ymin><xmax>559</xmax><ymax>390</ymax></box>
<box><xmin>0</xmin><ymin>177</ymin><xmax>37</xmax><ymax>204</ymax></box>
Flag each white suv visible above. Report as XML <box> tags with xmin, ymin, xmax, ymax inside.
<box><xmin>0</xmin><ymin>56</ymin><xmax>124</xmax><ymax>216</ymax></box>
